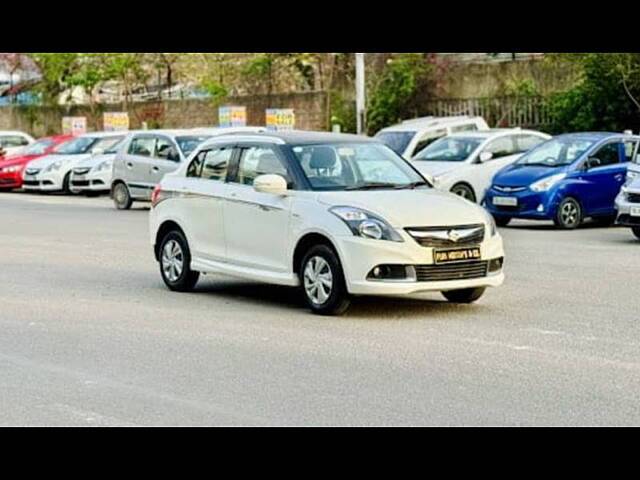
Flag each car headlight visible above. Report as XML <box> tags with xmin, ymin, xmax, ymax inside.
<box><xmin>330</xmin><ymin>206</ymin><xmax>404</xmax><ymax>242</ymax></box>
<box><xmin>482</xmin><ymin>209</ymin><xmax>497</xmax><ymax>236</ymax></box>
<box><xmin>530</xmin><ymin>173</ymin><xmax>567</xmax><ymax>192</ymax></box>
<box><xmin>2</xmin><ymin>165</ymin><xmax>21</xmax><ymax>173</ymax></box>
<box><xmin>44</xmin><ymin>161</ymin><xmax>63</xmax><ymax>172</ymax></box>
<box><xmin>94</xmin><ymin>160</ymin><xmax>113</xmax><ymax>172</ymax></box>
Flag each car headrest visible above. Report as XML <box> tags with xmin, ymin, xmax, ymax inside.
<box><xmin>257</xmin><ymin>152</ymin><xmax>283</xmax><ymax>174</ymax></box>
<box><xmin>310</xmin><ymin>146</ymin><xmax>336</xmax><ymax>169</ymax></box>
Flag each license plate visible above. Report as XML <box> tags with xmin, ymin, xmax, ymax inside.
<box><xmin>631</xmin><ymin>207</ymin><xmax>640</xmax><ymax>217</ymax></box>
<box><xmin>492</xmin><ymin>196</ymin><xmax>518</xmax><ymax>206</ymax></box>
<box><xmin>434</xmin><ymin>247</ymin><xmax>481</xmax><ymax>264</ymax></box>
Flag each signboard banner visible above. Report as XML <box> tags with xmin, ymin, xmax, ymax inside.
<box><xmin>62</xmin><ymin>117</ymin><xmax>87</xmax><ymax>135</ymax></box>
<box><xmin>219</xmin><ymin>106</ymin><xmax>247</xmax><ymax>127</ymax></box>
<box><xmin>265</xmin><ymin>108</ymin><xmax>295</xmax><ymax>131</ymax></box>
<box><xmin>103</xmin><ymin>112</ymin><xmax>130</xmax><ymax>131</ymax></box>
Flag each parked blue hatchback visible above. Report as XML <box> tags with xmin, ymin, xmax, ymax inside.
<box><xmin>484</xmin><ymin>132</ymin><xmax>640</xmax><ymax>229</ymax></box>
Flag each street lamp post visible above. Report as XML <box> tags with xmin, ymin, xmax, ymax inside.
<box><xmin>355</xmin><ymin>53</ymin><xmax>366</xmax><ymax>135</ymax></box>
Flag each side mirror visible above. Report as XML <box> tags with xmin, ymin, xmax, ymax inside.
<box><xmin>479</xmin><ymin>151</ymin><xmax>493</xmax><ymax>163</ymax></box>
<box><xmin>91</xmin><ymin>147</ymin><xmax>105</xmax><ymax>156</ymax></box>
<box><xmin>254</xmin><ymin>174</ymin><xmax>288</xmax><ymax>195</ymax></box>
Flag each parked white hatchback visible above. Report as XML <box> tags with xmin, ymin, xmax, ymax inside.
<box><xmin>0</xmin><ymin>130</ymin><xmax>35</xmax><ymax>158</ymax></box>
<box><xmin>411</xmin><ymin>128</ymin><xmax>551</xmax><ymax>203</ymax></box>
<box><xmin>149</xmin><ymin>131</ymin><xmax>505</xmax><ymax>315</ymax></box>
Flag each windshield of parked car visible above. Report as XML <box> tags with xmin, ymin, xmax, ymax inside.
<box><xmin>19</xmin><ymin>138</ymin><xmax>55</xmax><ymax>155</ymax></box>
<box><xmin>176</xmin><ymin>136</ymin><xmax>211</xmax><ymax>157</ymax></box>
<box><xmin>412</xmin><ymin>136</ymin><xmax>483</xmax><ymax>162</ymax></box>
<box><xmin>291</xmin><ymin>142</ymin><xmax>429</xmax><ymax>191</ymax></box>
<box><xmin>374</xmin><ymin>131</ymin><xmax>415</xmax><ymax>156</ymax></box>
<box><xmin>516</xmin><ymin>137</ymin><xmax>596</xmax><ymax>167</ymax></box>
<box><xmin>52</xmin><ymin>135</ymin><xmax>122</xmax><ymax>155</ymax></box>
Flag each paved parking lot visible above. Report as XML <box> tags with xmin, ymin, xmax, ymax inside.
<box><xmin>1</xmin><ymin>191</ymin><xmax>639</xmax><ymax>426</ymax></box>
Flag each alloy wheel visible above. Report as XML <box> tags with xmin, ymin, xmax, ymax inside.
<box><xmin>303</xmin><ymin>256</ymin><xmax>333</xmax><ymax>305</ymax></box>
<box><xmin>560</xmin><ymin>201</ymin><xmax>579</xmax><ymax>227</ymax></box>
<box><xmin>161</xmin><ymin>239</ymin><xmax>184</xmax><ymax>283</ymax></box>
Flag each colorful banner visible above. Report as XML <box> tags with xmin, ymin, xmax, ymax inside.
<box><xmin>265</xmin><ymin>108</ymin><xmax>295</xmax><ymax>131</ymax></box>
<box><xmin>218</xmin><ymin>106</ymin><xmax>247</xmax><ymax>127</ymax></box>
<box><xmin>103</xmin><ymin>112</ymin><xmax>130</xmax><ymax>131</ymax></box>
<box><xmin>62</xmin><ymin>117</ymin><xmax>87</xmax><ymax>135</ymax></box>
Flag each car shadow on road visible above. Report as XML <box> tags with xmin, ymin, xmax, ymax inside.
<box><xmin>193</xmin><ymin>277</ymin><xmax>482</xmax><ymax>320</ymax></box>
<box><xmin>504</xmin><ymin>220</ymin><xmax>622</xmax><ymax>231</ymax></box>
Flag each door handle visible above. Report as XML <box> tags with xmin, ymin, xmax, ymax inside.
<box><xmin>126</xmin><ymin>162</ymin><xmax>133</xmax><ymax>168</ymax></box>
<box><xmin>152</xmin><ymin>166</ymin><xmax>160</xmax><ymax>172</ymax></box>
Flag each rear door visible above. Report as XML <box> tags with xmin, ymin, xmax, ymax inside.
<box><xmin>121</xmin><ymin>134</ymin><xmax>157</xmax><ymax>198</ymax></box>
<box><xmin>148</xmin><ymin>135</ymin><xmax>182</xmax><ymax>190</ymax></box>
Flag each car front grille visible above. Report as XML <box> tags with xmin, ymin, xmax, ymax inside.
<box><xmin>71</xmin><ymin>180</ymin><xmax>90</xmax><ymax>187</ymax></box>
<box><xmin>493</xmin><ymin>185</ymin><xmax>526</xmax><ymax>193</ymax></box>
<box><xmin>627</xmin><ymin>193</ymin><xmax>640</xmax><ymax>203</ymax></box>
<box><xmin>23</xmin><ymin>180</ymin><xmax>40</xmax><ymax>186</ymax></box>
<box><xmin>406</xmin><ymin>224</ymin><xmax>485</xmax><ymax>248</ymax></box>
<box><xmin>25</xmin><ymin>168</ymin><xmax>40</xmax><ymax>175</ymax></box>
<box><xmin>414</xmin><ymin>261</ymin><xmax>488</xmax><ymax>282</ymax></box>
<box><xmin>73</xmin><ymin>168</ymin><xmax>91</xmax><ymax>175</ymax></box>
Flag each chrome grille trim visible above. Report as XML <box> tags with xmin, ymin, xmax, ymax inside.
<box><xmin>627</xmin><ymin>192</ymin><xmax>640</xmax><ymax>203</ymax></box>
<box><xmin>406</xmin><ymin>224</ymin><xmax>485</xmax><ymax>247</ymax></box>
<box><xmin>493</xmin><ymin>185</ymin><xmax>526</xmax><ymax>193</ymax></box>
<box><xmin>414</xmin><ymin>261</ymin><xmax>488</xmax><ymax>281</ymax></box>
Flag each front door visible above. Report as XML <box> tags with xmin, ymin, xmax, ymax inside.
<box><xmin>222</xmin><ymin>144</ymin><xmax>292</xmax><ymax>273</ymax></box>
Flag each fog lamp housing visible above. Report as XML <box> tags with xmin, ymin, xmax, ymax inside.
<box><xmin>367</xmin><ymin>264</ymin><xmax>416</xmax><ymax>282</ymax></box>
<box><xmin>488</xmin><ymin>257</ymin><xmax>504</xmax><ymax>273</ymax></box>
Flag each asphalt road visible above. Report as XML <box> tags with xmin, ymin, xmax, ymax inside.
<box><xmin>1</xmin><ymin>191</ymin><xmax>639</xmax><ymax>426</ymax></box>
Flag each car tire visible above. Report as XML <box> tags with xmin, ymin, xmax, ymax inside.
<box><xmin>300</xmin><ymin>244</ymin><xmax>351</xmax><ymax>316</ymax></box>
<box><xmin>450</xmin><ymin>183</ymin><xmax>476</xmax><ymax>203</ymax></box>
<box><xmin>554</xmin><ymin>197</ymin><xmax>582</xmax><ymax>229</ymax></box>
<box><xmin>62</xmin><ymin>172</ymin><xmax>73</xmax><ymax>194</ymax></box>
<box><xmin>113</xmin><ymin>182</ymin><xmax>133</xmax><ymax>210</ymax></box>
<box><xmin>158</xmin><ymin>230</ymin><xmax>199</xmax><ymax>292</ymax></box>
<box><xmin>442</xmin><ymin>287</ymin><xmax>486</xmax><ymax>303</ymax></box>
<box><xmin>632</xmin><ymin>227</ymin><xmax>640</xmax><ymax>240</ymax></box>
<box><xmin>493</xmin><ymin>215</ymin><xmax>511</xmax><ymax>227</ymax></box>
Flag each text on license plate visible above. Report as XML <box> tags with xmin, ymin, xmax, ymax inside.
<box><xmin>631</xmin><ymin>207</ymin><xmax>640</xmax><ymax>217</ymax></box>
<box><xmin>434</xmin><ymin>247</ymin><xmax>481</xmax><ymax>264</ymax></box>
<box><xmin>492</xmin><ymin>196</ymin><xmax>517</xmax><ymax>206</ymax></box>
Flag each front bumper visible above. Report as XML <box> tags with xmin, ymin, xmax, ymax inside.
<box><xmin>22</xmin><ymin>171</ymin><xmax>65</xmax><ymax>191</ymax></box>
<box><xmin>615</xmin><ymin>191</ymin><xmax>640</xmax><ymax>226</ymax></box>
<box><xmin>483</xmin><ymin>187</ymin><xmax>557</xmax><ymax>220</ymax></box>
<box><xmin>0</xmin><ymin>169</ymin><xmax>23</xmax><ymax>189</ymax></box>
<box><xmin>70</xmin><ymin>170</ymin><xmax>111</xmax><ymax>193</ymax></box>
<box><xmin>334</xmin><ymin>229</ymin><xmax>505</xmax><ymax>296</ymax></box>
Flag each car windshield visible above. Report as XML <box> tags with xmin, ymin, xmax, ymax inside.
<box><xmin>412</xmin><ymin>136</ymin><xmax>483</xmax><ymax>162</ymax></box>
<box><xmin>20</xmin><ymin>138</ymin><xmax>55</xmax><ymax>155</ymax></box>
<box><xmin>516</xmin><ymin>137</ymin><xmax>596</xmax><ymax>167</ymax></box>
<box><xmin>291</xmin><ymin>142</ymin><xmax>429</xmax><ymax>191</ymax></box>
<box><xmin>374</xmin><ymin>131</ymin><xmax>415</xmax><ymax>156</ymax></box>
<box><xmin>176</xmin><ymin>136</ymin><xmax>211</xmax><ymax>157</ymax></box>
<box><xmin>53</xmin><ymin>136</ymin><xmax>122</xmax><ymax>155</ymax></box>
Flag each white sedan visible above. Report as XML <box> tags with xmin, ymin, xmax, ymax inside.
<box><xmin>149</xmin><ymin>131</ymin><xmax>505</xmax><ymax>315</ymax></box>
<box><xmin>410</xmin><ymin>129</ymin><xmax>551</xmax><ymax>203</ymax></box>
<box><xmin>0</xmin><ymin>130</ymin><xmax>35</xmax><ymax>157</ymax></box>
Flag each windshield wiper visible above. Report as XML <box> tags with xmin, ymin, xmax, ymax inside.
<box><xmin>394</xmin><ymin>181</ymin><xmax>429</xmax><ymax>189</ymax></box>
<box><xmin>345</xmin><ymin>182</ymin><xmax>399</xmax><ymax>190</ymax></box>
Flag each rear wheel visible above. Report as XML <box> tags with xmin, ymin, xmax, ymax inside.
<box><xmin>300</xmin><ymin>244</ymin><xmax>351</xmax><ymax>316</ymax></box>
<box><xmin>554</xmin><ymin>197</ymin><xmax>582</xmax><ymax>229</ymax></box>
<box><xmin>493</xmin><ymin>215</ymin><xmax>511</xmax><ymax>227</ymax></box>
<box><xmin>633</xmin><ymin>227</ymin><xmax>640</xmax><ymax>240</ymax></box>
<box><xmin>159</xmin><ymin>230</ymin><xmax>199</xmax><ymax>292</ymax></box>
<box><xmin>450</xmin><ymin>183</ymin><xmax>477</xmax><ymax>203</ymax></box>
<box><xmin>113</xmin><ymin>182</ymin><xmax>132</xmax><ymax>210</ymax></box>
<box><xmin>442</xmin><ymin>287</ymin><xmax>486</xmax><ymax>303</ymax></box>
<box><xmin>62</xmin><ymin>172</ymin><xmax>72</xmax><ymax>194</ymax></box>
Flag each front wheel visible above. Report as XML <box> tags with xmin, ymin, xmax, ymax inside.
<box><xmin>159</xmin><ymin>230</ymin><xmax>199</xmax><ymax>292</ymax></box>
<box><xmin>554</xmin><ymin>197</ymin><xmax>582</xmax><ymax>229</ymax></box>
<box><xmin>113</xmin><ymin>182</ymin><xmax>132</xmax><ymax>210</ymax></box>
<box><xmin>300</xmin><ymin>244</ymin><xmax>351</xmax><ymax>316</ymax></box>
<box><xmin>442</xmin><ymin>287</ymin><xmax>486</xmax><ymax>303</ymax></box>
<box><xmin>633</xmin><ymin>227</ymin><xmax>640</xmax><ymax>240</ymax></box>
<box><xmin>450</xmin><ymin>183</ymin><xmax>477</xmax><ymax>203</ymax></box>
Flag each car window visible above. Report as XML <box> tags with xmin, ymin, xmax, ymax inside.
<box><xmin>623</xmin><ymin>140</ymin><xmax>638</xmax><ymax>162</ymax></box>
<box><xmin>483</xmin><ymin>136</ymin><xmax>516</xmax><ymax>159</ymax></box>
<box><xmin>590</xmin><ymin>142</ymin><xmax>621</xmax><ymax>167</ymax></box>
<box><xmin>412</xmin><ymin>128</ymin><xmax>447</xmax><ymax>157</ymax></box>
<box><xmin>0</xmin><ymin>135</ymin><xmax>30</xmax><ymax>147</ymax></box>
<box><xmin>234</xmin><ymin>146</ymin><xmax>289</xmax><ymax>186</ymax></box>
<box><xmin>128</xmin><ymin>137</ymin><xmax>155</xmax><ymax>157</ymax></box>
<box><xmin>374</xmin><ymin>131</ymin><xmax>415</xmax><ymax>156</ymax></box>
<box><xmin>451</xmin><ymin>124</ymin><xmax>478</xmax><ymax>133</ymax></box>
<box><xmin>155</xmin><ymin>137</ymin><xmax>180</xmax><ymax>162</ymax></box>
<box><xmin>20</xmin><ymin>138</ymin><xmax>55</xmax><ymax>155</ymax></box>
<box><xmin>515</xmin><ymin>134</ymin><xmax>546</xmax><ymax>153</ymax></box>
<box><xmin>187</xmin><ymin>147</ymin><xmax>233</xmax><ymax>181</ymax></box>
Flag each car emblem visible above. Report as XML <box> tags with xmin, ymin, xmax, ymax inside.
<box><xmin>447</xmin><ymin>230</ymin><xmax>461</xmax><ymax>242</ymax></box>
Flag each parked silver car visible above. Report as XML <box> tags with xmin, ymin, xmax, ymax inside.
<box><xmin>110</xmin><ymin>127</ymin><xmax>265</xmax><ymax>209</ymax></box>
<box><xmin>615</xmin><ymin>175</ymin><xmax>640</xmax><ymax>240</ymax></box>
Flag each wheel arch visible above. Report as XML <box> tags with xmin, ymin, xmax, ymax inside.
<box><xmin>292</xmin><ymin>232</ymin><xmax>342</xmax><ymax>276</ymax></box>
<box><xmin>154</xmin><ymin>220</ymin><xmax>186</xmax><ymax>261</ymax></box>
<box><xmin>450</xmin><ymin>181</ymin><xmax>477</xmax><ymax>202</ymax></box>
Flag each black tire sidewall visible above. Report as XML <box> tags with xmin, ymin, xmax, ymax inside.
<box><xmin>300</xmin><ymin>244</ymin><xmax>350</xmax><ymax>315</ymax></box>
<box><xmin>554</xmin><ymin>197</ymin><xmax>582</xmax><ymax>229</ymax></box>
<box><xmin>451</xmin><ymin>183</ymin><xmax>476</xmax><ymax>203</ymax></box>
<box><xmin>159</xmin><ymin>230</ymin><xmax>199</xmax><ymax>291</ymax></box>
<box><xmin>493</xmin><ymin>215</ymin><xmax>511</xmax><ymax>227</ymax></box>
<box><xmin>633</xmin><ymin>227</ymin><xmax>640</xmax><ymax>240</ymax></box>
<box><xmin>113</xmin><ymin>183</ymin><xmax>132</xmax><ymax>210</ymax></box>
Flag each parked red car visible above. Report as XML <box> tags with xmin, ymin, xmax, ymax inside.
<box><xmin>0</xmin><ymin>134</ymin><xmax>74</xmax><ymax>190</ymax></box>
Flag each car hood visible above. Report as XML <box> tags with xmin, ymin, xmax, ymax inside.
<box><xmin>27</xmin><ymin>153</ymin><xmax>91</xmax><ymax>169</ymax></box>
<box><xmin>626</xmin><ymin>175</ymin><xmax>640</xmax><ymax>193</ymax></box>
<box><xmin>493</xmin><ymin>163</ymin><xmax>566</xmax><ymax>187</ymax></box>
<box><xmin>411</xmin><ymin>161</ymin><xmax>462</xmax><ymax>178</ymax></box>
<box><xmin>316</xmin><ymin>188</ymin><xmax>489</xmax><ymax>227</ymax></box>
<box><xmin>0</xmin><ymin>154</ymin><xmax>39</xmax><ymax>168</ymax></box>
<box><xmin>75</xmin><ymin>152</ymin><xmax>116</xmax><ymax>168</ymax></box>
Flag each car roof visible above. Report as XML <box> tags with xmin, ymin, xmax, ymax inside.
<box><xmin>203</xmin><ymin>129</ymin><xmax>378</xmax><ymax>145</ymax></box>
<box><xmin>447</xmin><ymin>128</ymin><xmax>545</xmax><ymax>139</ymax></box>
<box><xmin>0</xmin><ymin>130</ymin><xmax>32</xmax><ymax>136</ymax></box>
<box><xmin>554</xmin><ymin>131</ymin><xmax>640</xmax><ymax>141</ymax></box>
<box><xmin>79</xmin><ymin>131</ymin><xmax>130</xmax><ymax>138</ymax></box>
<box><xmin>377</xmin><ymin>116</ymin><xmax>485</xmax><ymax>133</ymax></box>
